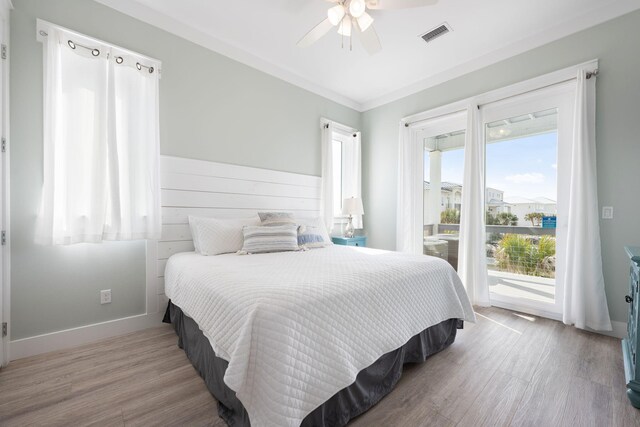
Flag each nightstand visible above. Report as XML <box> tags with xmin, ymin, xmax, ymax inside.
<box><xmin>331</xmin><ymin>236</ymin><xmax>367</xmax><ymax>247</ymax></box>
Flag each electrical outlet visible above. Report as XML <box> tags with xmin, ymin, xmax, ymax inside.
<box><xmin>100</xmin><ymin>289</ymin><xmax>111</xmax><ymax>305</ymax></box>
<box><xmin>602</xmin><ymin>206</ymin><xmax>614</xmax><ymax>220</ymax></box>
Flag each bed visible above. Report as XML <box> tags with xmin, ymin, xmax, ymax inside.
<box><xmin>163</xmin><ymin>245</ymin><xmax>475</xmax><ymax>427</ymax></box>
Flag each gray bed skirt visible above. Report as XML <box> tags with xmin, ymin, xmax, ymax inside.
<box><xmin>164</xmin><ymin>301</ymin><xmax>462</xmax><ymax>427</ymax></box>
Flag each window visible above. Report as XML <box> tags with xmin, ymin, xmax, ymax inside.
<box><xmin>35</xmin><ymin>22</ymin><xmax>161</xmax><ymax>245</ymax></box>
<box><xmin>320</xmin><ymin>121</ymin><xmax>361</xmax><ymax>232</ymax></box>
<box><xmin>423</xmin><ymin>127</ymin><xmax>466</xmax><ymax>270</ymax></box>
<box><xmin>332</xmin><ymin>139</ymin><xmax>343</xmax><ymax>217</ymax></box>
<box><xmin>331</xmin><ymin>131</ymin><xmax>356</xmax><ymax>218</ymax></box>
<box><xmin>482</xmin><ymin>87</ymin><xmax>571</xmax><ymax>317</ymax></box>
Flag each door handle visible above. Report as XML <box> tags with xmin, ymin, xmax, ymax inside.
<box><xmin>626</xmin><ymin>295</ymin><xmax>634</xmax><ymax>304</ymax></box>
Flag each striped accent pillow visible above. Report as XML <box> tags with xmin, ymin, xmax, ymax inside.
<box><xmin>296</xmin><ymin>217</ymin><xmax>333</xmax><ymax>249</ymax></box>
<box><xmin>240</xmin><ymin>224</ymin><xmax>300</xmax><ymax>254</ymax></box>
<box><xmin>258</xmin><ymin>212</ymin><xmax>297</xmax><ymax>227</ymax></box>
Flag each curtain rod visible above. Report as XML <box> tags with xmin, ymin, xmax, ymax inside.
<box><xmin>403</xmin><ymin>108</ymin><xmax>466</xmax><ymax>128</ymax></box>
<box><xmin>38</xmin><ymin>29</ymin><xmax>157</xmax><ymax>74</ymax></box>
<box><xmin>324</xmin><ymin>123</ymin><xmax>358</xmax><ymax>138</ymax></box>
<box><xmin>474</xmin><ymin>68</ymin><xmax>599</xmax><ymax>111</ymax></box>
<box><xmin>404</xmin><ymin>68</ymin><xmax>599</xmax><ymax>127</ymax></box>
<box><xmin>322</xmin><ymin>118</ymin><xmax>359</xmax><ymax>137</ymax></box>
<box><xmin>36</xmin><ymin>20</ymin><xmax>162</xmax><ymax>77</ymax></box>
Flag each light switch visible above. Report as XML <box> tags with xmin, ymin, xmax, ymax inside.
<box><xmin>602</xmin><ymin>206</ymin><xmax>613</xmax><ymax>219</ymax></box>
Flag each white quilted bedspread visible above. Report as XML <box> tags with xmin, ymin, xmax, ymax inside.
<box><xmin>164</xmin><ymin>245</ymin><xmax>475</xmax><ymax>427</ymax></box>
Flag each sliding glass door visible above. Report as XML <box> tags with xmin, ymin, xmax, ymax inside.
<box><xmin>419</xmin><ymin>112</ymin><xmax>466</xmax><ymax>271</ymax></box>
<box><xmin>481</xmin><ymin>84</ymin><xmax>574</xmax><ymax>317</ymax></box>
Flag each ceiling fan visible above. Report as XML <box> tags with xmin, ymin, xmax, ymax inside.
<box><xmin>297</xmin><ymin>0</ymin><xmax>439</xmax><ymax>55</ymax></box>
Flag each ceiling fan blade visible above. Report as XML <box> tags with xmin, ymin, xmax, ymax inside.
<box><xmin>356</xmin><ymin>24</ymin><xmax>381</xmax><ymax>55</ymax></box>
<box><xmin>366</xmin><ymin>0</ymin><xmax>438</xmax><ymax>10</ymax></box>
<box><xmin>297</xmin><ymin>18</ymin><xmax>335</xmax><ymax>48</ymax></box>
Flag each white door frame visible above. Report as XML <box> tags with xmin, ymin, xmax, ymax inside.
<box><xmin>401</xmin><ymin>60</ymin><xmax>597</xmax><ymax>320</ymax></box>
<box><xmin>480</xmin><ymin>82</ymin><xmax>575</xmax><ymax>317</ymax></box>
<box><xmin>0</xmin><ymin>0</ymin><xmax>12</xmax><ymax>368</ymax></box>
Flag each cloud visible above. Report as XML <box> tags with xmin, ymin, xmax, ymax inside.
<box><xmin>551</xmin><ymin>163</ymin><xmax>557</xmax><ymax>169</ymax></box>
<box><xmin>505</xmin><ymin>172</ymin><xmax>545</xmax><ymax>184</ymax></box>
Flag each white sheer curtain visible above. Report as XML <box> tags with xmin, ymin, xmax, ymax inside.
<box><xmin>396</xmin><ymin>122</ymin><xmax>423</xmax><ymax>254</ymax></box>
<box><xmin>105</xmin><ymin>52</ymin><xmax>161</xmax><ymax>240</ymax></box>
<box><xmin>343</xmin><ymin>131</ymin><xmax>362</xmax><ymax>229</ymax></box>
<box><xmin>562</xmin><ymin>71</ymin><xmax>612</xmax><ymax>331</ymax></box>
<box><xmin>320</xmin><ymin>122</ymin><xmax>335</xmax><ymax>233</ymax></box>
<box><xmin>36</xmin><ymin>26</ymin><xmax>161</xmax><ymax>245</ymax></box>
<box><xmin>457</xmin><ymin>104</ymin><xmax>490</xmax><ymax>306</ymax></box>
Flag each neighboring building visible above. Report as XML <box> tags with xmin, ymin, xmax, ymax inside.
<box><xmin>441</xmin><ymin>182</ymin><xmax>463</xmax><ymax>211</ymax></box>
<box><xmin>423</xmin><ymin>182</ymin><xmax>511</xmax><ymax>223</ymax></box>
<box><xmin>506</xmin><ymin>196</ymin><xmax>557</xmax><ymax>226</ymax></box>
<box><xmin>423</xmin><ymin>181</ymin><xmax>461</xmax><ymax>223</ymax></box>
<box><xmin>424</xmin><ymin>183</ymin><xmax>556</xmax><ymax>227</ymax></box>
<box><xmin>486</xmin><ymin>186</ymin><xmax>511</xmax><ymax>215</ymax></box>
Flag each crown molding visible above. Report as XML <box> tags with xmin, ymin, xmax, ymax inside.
<box><xmin>360</xmin><ymin>0</ymin><xmax>640</xmax><ymax>111</ymax></box>
<box><xmin>95</xmin><ymin>0</ymin><xmax>639</xmax><ymax>114</ymax></box>
<box><xmin>93</xmin><ymin>0</ymin><xmax>364</xmax><ymax>112</ymax></box>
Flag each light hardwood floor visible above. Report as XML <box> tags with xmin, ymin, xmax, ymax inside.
<box><xmin>0</xmin><ymin>307</ymin><xmax>637</xmax><ymax>426</ymax></box>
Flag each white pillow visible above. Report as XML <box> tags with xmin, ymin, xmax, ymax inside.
<box><xmin>188</xmin><ymin>216</ymin><xmax>260</xmax><ymax>255</ymax></box>
<box><xmin>295</xmin><ymin>217</ymin><xmax>333</xmax><ymax>249</ymax></box>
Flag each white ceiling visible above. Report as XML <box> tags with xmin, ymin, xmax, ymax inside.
<box><xmin>97</xmin><ymin>0</ymin><xmax>640</xmax><ymax>111</ymax></box>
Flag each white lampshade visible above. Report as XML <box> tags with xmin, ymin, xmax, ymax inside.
<box><xmin>349</xmin><ymin>0</ymin><xmax>367</xmax><ymax>18</ymax></box>
<box><xmin>327</xmin><ymin>4</ymin><xmax>346</xmax><ymax>26</ymax></box>
<box><xmin>356</xmin><ymin>12</ymin><xmax>374</xmax><ymax>32</ymax></box>
<box><xmin>337</xmin><ymin>16</ymin><xmax>352</xmax><ymax>37</ymax></box>
<box><xmin>343</xmin><ymin>197</ymin><xmax>364</xmax><ymax>215</ymax></box>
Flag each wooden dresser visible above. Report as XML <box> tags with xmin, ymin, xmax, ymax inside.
<box><xmin>623</xmin><ymin>246</ymin><xmax>640</xmax><ymax>408</ymax></box>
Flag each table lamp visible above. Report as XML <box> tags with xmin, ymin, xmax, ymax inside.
<box><xmin>342</xmin><ymin>197</ymin><xmax>364</xmax><ymax>238</ymax></box>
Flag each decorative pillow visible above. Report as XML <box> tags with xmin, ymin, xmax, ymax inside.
<box><xmin>188</xmin><ymin>216</ymin><xmax>260</xmax><ymax>256</ymax></box>
<box><xmin>296</xmin><ymin>217</ymin><xmax>333</xmax><ymax>249</ymax></box>
<box><xmin>258</xmin><ymin>212</ymin><xmax>297</xmax><ymax>227</ymax></box>
<box><xmin>239</xmin><ymin>224</ymin><xmax>300</xmax><ymax>254</ymax></box>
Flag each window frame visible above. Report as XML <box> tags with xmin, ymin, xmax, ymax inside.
<box><xmin>331</xmin><ymin>130</ymin><xmax>354</xmax><ymax>221</ymax></box>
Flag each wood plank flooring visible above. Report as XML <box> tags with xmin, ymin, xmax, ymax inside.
<box><xmin>0</xmin><ymin>307</ymin><xmax>637</xmax><ymax>426</ymax></box>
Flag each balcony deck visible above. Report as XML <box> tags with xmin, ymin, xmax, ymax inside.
<box><xmin>425</xmin><ymin>223</ymin><xmax>557</xmax><ymax>305</ymax></box>
<box><xmin>488</xmin><ymin>269</ymin><xmax>555</xmax><ymax>304</ymax></box>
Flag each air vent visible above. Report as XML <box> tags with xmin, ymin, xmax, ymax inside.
<box><xmin>420</xmin><ymin>23</ymin><xmax>451</xmax><ymax>44</ymax></box>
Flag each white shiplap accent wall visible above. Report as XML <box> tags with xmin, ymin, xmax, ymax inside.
<box><xmin>153</xmin><ymin>155</ymin><xmax>322</xmax><ymax>301</ymax></box>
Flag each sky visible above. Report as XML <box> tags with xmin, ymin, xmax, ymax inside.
<box><xmin>424</xmin><ymin>132</ymin><xmax>558</xmax><ymax>201</ymax></box>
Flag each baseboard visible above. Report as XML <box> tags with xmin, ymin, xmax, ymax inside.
<box><xmin>9</xmin><ymin>311</ymin><xmax>165</xmax><ymax>361</ymax></box>
<box><xmin>490</xmin><ymin>301</ymin><xmax>627</xmax><ymax>339</ymax></box>
<box><xmin>8</xmin><ymin>307</ymin><xmax>626</xmax><ymax>361</ymax></box>
<box><xmin>596</xmin><ymin>320</ymin><xmax>627</xmax><ymax>339</ymax></box>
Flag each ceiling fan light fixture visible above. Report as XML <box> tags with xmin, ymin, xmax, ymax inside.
<box><xmin>328</xmin><ymin>4</ymin><xmax>346</xmax><ymax>26</ymax></box>
<box><xmin>356</xmin><ymin>12</ymin><xmax>374</xmax><ymax>32</ymax></box>
<box><xmin>349</xmin><ymin>0</ymin><xmax>367</xmax><ymax>18</ymax></box>
<box><xmin>337</xmin><ymin>16</ymin><xmax>352</xmax><ymax>37</ymax></box>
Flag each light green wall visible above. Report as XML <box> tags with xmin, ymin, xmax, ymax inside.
<box><xmin>11</xmin><ymin>0</ymin><xmax>637</xmax><ymax>338</ymax></box>
<box><xmin>10</xmin><ymin>0</ymin><xmax>360</xmax><ymax>339</ymax></box>
<box><xmin>361</xmin><ymin>10</ymin><xmax>640</xmax><ymax>323</ymax></box>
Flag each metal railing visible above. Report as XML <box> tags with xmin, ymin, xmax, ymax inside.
<box><xmin>423</xmin><ymin>223</ymin><xmax>556</xmax><ymax>278</ymax></box>
<box><xmin>429</xmin><ymin>224</ymin><xmax>556</xmax><ymax>236</ymax></box>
